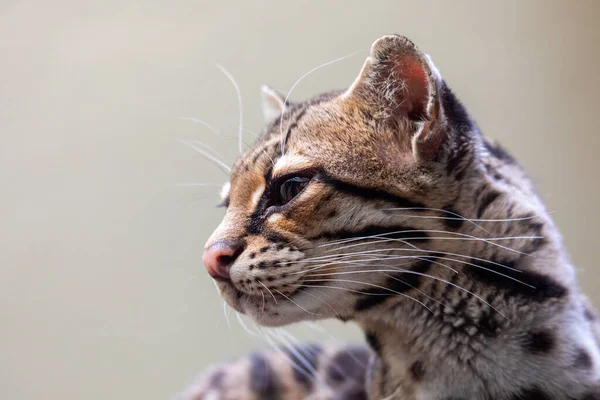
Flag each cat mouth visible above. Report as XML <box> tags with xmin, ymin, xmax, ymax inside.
<box><xmin>214</xmin><ymin>279</ymin><xmax>298</xmax><ymax>315</ymax></box>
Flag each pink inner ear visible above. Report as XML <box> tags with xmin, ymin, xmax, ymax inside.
<box><xmin>391</xmin><ymin>55</ymin><xmax>429</xmax><ymax>118</ymax></box>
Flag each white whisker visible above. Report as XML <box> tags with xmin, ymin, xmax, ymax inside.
<box><xmin>260</xmin><ymin>289</ymin><xmax>266</xmax><ymax>314</ymax></box>
<box><xmin>223</xmin><ymin>301</ymin><xmax>232</xmax><ymax>333</ymax></box>
<box><xmin>216</xmin><ymin>64</ymin><xmax>243</xmax><ymax>154</ymax></box>
<box><xmin>385</xmin><ymin>208</ymin><xmax>541</xmax><ymax>223</ymax></box>
<box><xmin>304</xmin><ymin>278</ymin><xmax>432</xmax><ymax>313</ymax></box>
<box><xmin>257</xmin><ymin>280</ymin><xmax>278</xmax><ymax>304</ymax></box>
<box><xmin>320</xmin><ymin>229</ymin><xmax>532</xmax><ymax>256</ymax></box>
<box><xmin>177</xmin><ymin>139</ymin><xmax>232</xmax><ymax>172</ymax></box>
<box><xmin>303</xmin><ymin>273</ymin><xmax>510</xmax><ymax>321</ymax></box>
<box><xmin>295</xmin><ymin>288</ymin><xmax>341</xmax><ymax>318</ymax></box>
<box><xmin>180</xmin><ymin>116</ymin><xmax>221</xmax><ymax>136</ymax></box>
<box><xmin>235</xmin><ymin>312</ymin><xmax>258</xmax><ymax>338</ymax></box>
<box><xmin>315</xmin><ymin>248</ymin><xmax>510</xmax><ymax>274</ymax></box>
<box><xmin>273</xmin><ymin>289</ymin><xmax>320</xmax><ymax>316</ymax></box>
<box><xmin>279</xmin><ymin>50</ymin><xmax>361</xmax><ymax>154</ymax></box>
<box><xmin>259</xmin><ymin>328</ymin><xmax>318</xmax><ymax>383</ymax></box>
<box><xmin>243</xmin><ymin>128</ymin><xmax>259</xmax><ymax>138</ymax></box>
<box><xmin>274</xmin><ymin>329</ymin><xmax>320</xmax><ymax>377</ymax></box>
<box><xmin>186</xmin><ymin>139</ymin><xmax>225</xmax><ymax>158</ymax></box>
<box><xmin>329</xmin><ymin>235</ymin><xmax>543</xmax><ymax>253</ymax></box>
<box><xmin>302</xmin><ymin>251</ymin><xmax>534</xmax><ymax>288</ymax></box>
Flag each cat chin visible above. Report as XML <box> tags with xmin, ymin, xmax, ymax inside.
<box><xmin>215</xmin><ymin>280</ymin><xmax>339</xmax><ymax>326</ymax></box>
<box><xmin>215</xmin><ymin>282</ymin><xmax>300</xmax><ymax>325</ymax></box>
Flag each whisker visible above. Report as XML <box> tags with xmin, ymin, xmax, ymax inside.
<box><xmin>329</xmin><ymin>235</ymin><xmax>543</xmax><ymax>253</ymax></box>
<box><xmin>258</xmin><ymin>327</ymin><xmax>318</xmax><ymax>384</ymax></box>
<box><xmin>262</xmin><ymin>328</ymin><xmax>320</xmax><ymax>383</ymax></box>
<box><xmin>257</xmin><ymin>280</ymin><xmax>278</xmax><ymax>304</ymax></box>
<box><xmin>295</xmin><ymin>288</ymin><xmax>341</xmax><ymax>318</ymax></box>
<box><xmin>177</xmin><ymin>139</ymin><xmax>232</xmax><ymax>172</ymax></box>
<box><xmin>320</xmin><ymin>229</ymin><xmax>533</xmax><ymax>256</ymax></box>
<box><xmin>291</xmin><ymin>283</ymin><xmax>398</xmax><ymax>297</ymax></box>
<box><xmin>303</xmin><ymin>278</ymin><xmax>433</xmax><ymax>313</ymax></box>
<box><xmin>300</xmin><ymin>252</ymin><xmax>526</xmax><ymax>285</ymax></box>
<box><xmin>275</xmin><ymin>328</ymin><xmax>322</xmax><ymax>377</ymax></box>
<box><xmin>291</xmin><ymin>282</ymin><xmax>432</xmax><ymax>314</ymax></box>
<box><xmin>180</xmin><ymin>116</ymin><xmax>221</xmax><ymax>136</ymax></box>
<box><xmin>298</xmin><ymin>248</ymin><xmax>522</xmax><ymax>272</ymax></box>
<box><xmin>290</xmin><ymin>257</ymin><xmax>417</xmax><ymax>275</ymax></box>
<box><xmin>223</xmin><ymin>301</ymin><xmax>232</xmax><ymax>333</ymax></box>
<box><xmin>279</xmin><ymin>50</ymin><xmax>361</xmax><ymax>154</ymax></box>
<box><xmin>216</xmin><ymin>64</ymin><xmax>243</xmax><ymax>154</ymax></box>
<box><xmin>382</xmin><ymin>272</ymin><xmax>461</xmax><ymax>317</ymax></box>
<box><xmin>235</xmin><ymin>312</ymin><xmax>259</xmax><ymax>338</ymax></box>
<box><xmin>304</xmin><ymin>255</ymin><xmax>459</xmax><ymax>275</ymax></box>
<box><xmin>385</xmin><ymin>209</ymin><xmax>541</xmax><ymax>223</ymax></box>
<box><xmin>273</xmin><ymin>289</ymin><xmax>320</xmax><ymax>316</ymax></box>
<box><xmin>302</xmin><ymin>274</ymin><xmax>510</xmax><ymax>321</ymax></box>
<box><xmin>186</xmin><ymin>139</ymin><xmax>225</xmax><ymax>158</ymax></box>
<box><xmin>243</xmin><ymin>128</ymin><xmax>259</xmax><ymax>138</ymax></box>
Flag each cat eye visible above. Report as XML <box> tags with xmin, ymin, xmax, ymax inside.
<box><xmin>275</xmin><ymin>176</ymin><xmax>310</xmax><ymax>206</ymax></box>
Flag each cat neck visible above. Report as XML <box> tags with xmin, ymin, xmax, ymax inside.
<box><xmin>353</xmin><ymin>223</ymin><xmax>599</xmax><ymax>399</ymax></box>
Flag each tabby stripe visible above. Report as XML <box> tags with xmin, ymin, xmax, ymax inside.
<box><xmin>282</xmin><ymin>106</ymin><xmax>309</xmax><ymax>150</ymax></box>
<box><xmin>365</xmin><ymin>332</ymin><xmax>382</xmax><ymax>354</ymax></box>
<box><xmin>445</xmin><ymin>139</ymin><xmax>472</xmax><ymax>180</ymax></box>
<box><xmin>476</xmin><ymin>189</ymin><xmax>501</xmax><ymax>218</ymax></box>
<box><xmin>318</xmin><ymin>173</ymin><xmax>424</xmax><ymax>209</ymax></box>
<box><xmin>511</xmin><ymin>386</ymin><xmax>552</xmax><ymax>400</ymax></box>
<box><xmin>465</xmin><ymin>258</ymin><xmax>567</xmax><ymax>301</ymax></box>
<box><xmin>522</xmin><ymin>329</ymin><xmax>555</xmax><ymax>354</ymax></box>
<box><xmin>249</xmin><ymin>353</ymin><xmax>280</xmax><ymax>398</ymax></box>
<box><xmin>247</xmin><ymin>169</ymin><xmax>423</xmax><ymax>235</ymax></box>
<box><xmin>484</xmin><ymin>139</ymin><xmax>516</xmax><ymax>164</ymax></box>
<box><xmin>573</xmin><ymin>348</ymin><xmax>593</xmax><ymax>369</ymax></box>
<box><xmin>355</xmin><ymin>257</ymin><xmax>434</xmax><ymax>311</ymax></box>
<box><xmin>246</xmin><ymin>164</ymin><xmax>275</xmax><ymax>234</ymax></box>
<box><xmin>441</xmin><ymin>84</ymin><xmax>473</xmax><ymax>133</ymax></box>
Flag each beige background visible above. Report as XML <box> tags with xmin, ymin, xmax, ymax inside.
<box><xmin>1</xmin><ymin>1</ymin><xmax>598</xmax><ymax>399</ymax></box>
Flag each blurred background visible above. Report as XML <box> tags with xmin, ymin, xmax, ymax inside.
<box><xmin>1</xmin><ymin>1</ymin><xmax>599</xmax><ymax>399</ymax></box>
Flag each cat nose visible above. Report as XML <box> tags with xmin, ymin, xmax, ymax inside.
<box><xmin>203</xmin><ymin>240</ymin><xmax>245</xmax><ymax>282</ymax></box>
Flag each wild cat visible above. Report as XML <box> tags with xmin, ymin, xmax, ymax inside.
<box><xmin>179</xmin><ymin>35</ymin><xmax>600</xmax><ymax>399</ymax></box>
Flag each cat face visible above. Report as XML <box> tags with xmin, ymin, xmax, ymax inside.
<box><xmin>203</xmin><ymin>35</ymin><xmax>479</xmax><ymax>326</ymax></box>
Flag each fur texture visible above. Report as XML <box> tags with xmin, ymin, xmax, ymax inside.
<box><xmin>181</xmin><ymin>35</ymin><xmax>600</xmax><ymax>399</ymax></box>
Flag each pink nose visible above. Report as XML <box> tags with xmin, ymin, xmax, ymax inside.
<box><xmin>202</xmin><ymin>240</ymin><xmax>244</xmax><ymax>281</ymax></box>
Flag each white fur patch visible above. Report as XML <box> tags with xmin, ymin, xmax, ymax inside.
<box><xmin>267</xmin><ymin>214</ymin><xmax>282</xmax><ymax>224</ymax></box>
<box><xmin>425</xmin><ymin>54</ymin><xmax>442</xmax><ymax>83</ymax></box>
<box><xmin>272</xmin><ymin>154</ymin><xmax>311</xmax><ymax>178</ymax></box>
<box><xmin>251</xmin><ymin>184</ymin><xmax>265</xmax><ymax>207</ymax></box>
<box><xmin>220</xmin><ymin>182</ymin><xmax>230</xmax><ymax>201</ymax></box>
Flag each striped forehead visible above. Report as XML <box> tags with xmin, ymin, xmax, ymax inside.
<box><xmin>228</xmin><ymin>93</ymin><xmax>341</xmax><ymax>207</ymax></box>
<box><xmin>227</xmin><ymin>137</ymin><xmax>281</xmax><ymax>209</ymax></box>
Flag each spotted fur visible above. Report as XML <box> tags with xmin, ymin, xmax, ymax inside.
<box><xmin>180</xmin><ymin>35</ymin><xmax>600</xmax><ymax>399</ymax></box>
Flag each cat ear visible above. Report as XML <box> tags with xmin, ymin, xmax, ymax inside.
<box><xmin>345</xmin><ymin>35</ymin><xmax>446</xmax><ymax>161</ymax></box>
<box><xmin>260</xmin><ymin>85</ymin><xmax>286</xmax><ymax>123</ymax></box>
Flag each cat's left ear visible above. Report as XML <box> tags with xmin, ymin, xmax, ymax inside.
<box><xmin>260</xmin><ymin>85</ymin><xmax>286</xmax><ymax>123</ymax></box>
<box><xmin>345</xmin><ymin>35</ymin><xmax>447</xmax><ymax>161</ymax></box>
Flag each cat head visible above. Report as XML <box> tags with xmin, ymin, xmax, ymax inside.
<box><xmin>202</xmin><ymin>35</ymin><xmax>487</xmax><ymax>326</ymax></box>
